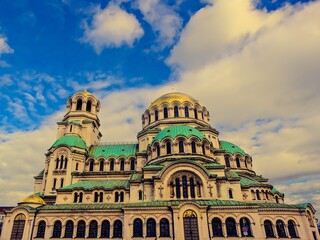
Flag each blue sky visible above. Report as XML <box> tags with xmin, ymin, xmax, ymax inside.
<box><xmin>0</xmin><ymin>0</ymin><xmax>319</xmax><ymax>219</ymax></box>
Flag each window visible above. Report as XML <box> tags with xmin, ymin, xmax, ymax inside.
<box><xmin>194</xmin><ymin>109</ymin><xmax>198</xmax><ymax>119</ymax></box>
<box><xmin>53</xmin><ymin>178</ymin><xmax>57</xmax><ymax>190</ymax></box>
<box><xmin>70</xmin><ymin>125</ymin><xmax>73</xmax><ymax>132</ymax></box>
<box><xmin>120</xmin><ymin>192</ymin><xmax>124</xmax><ymax>202</ymax></box>
<box><xmin>59</xmin><ymin>155</ymin><xmax>64</xmax><ymax>169</ymax></box>
<box><xmin>148</xmin><ymin>112</ymin><xmax>151</xmax><ymax>124</ymax></box>
<box><xmin>76</xmin><ymin>99</ymin><xmax>82</xmax><ymax>110</ymax></box>
<box><xmin>133</xmin><ymin>219</ymin><xmax>143</xmax><ymax>237</ymax></box>
<box><xmin>160</xmin><ymin>218</ymin><xmax>170</xmax><ymax>237</ymax></box>
<box><xmin>155</xmin><ymin>110</ymin><xmax>159</xmax><ymax>121</ymax></box>
<box><xmin>240</xmin><ymin>217</ymin><xmax>252</xmax><ymax>237</ymax></box>
<box><xmin>113</xmin><ymin>220</ymin><xmax>122</xmax><ymax>238</ymax></box>
<box><xmin>212</xmin><ymin>218</ymin><xmax>223</xmax><ymax>237</ymax></box>
<box><xmin>225</xmin><ymin>156</ymin><xmax>230</xmax><ymax>167</ymax></box>
<box><xmin>156</xmin><ymin>144</ymin><xmax>161</xmax><ymax>157</ymax></box>
<box><xmin>89</xmin><ymin>160</ymin><xmax>94</xmax><ymax>172</ymax></box>
<box><xmin>276</xmin><ymin>220</ymin><xmax>286</xmax><ymax>238</ymax></box>
<box><xmin>99</xmin><ymin>192</ymin><xmax>103</xmax><ymax>202</ymax></box>
<box><xmin>130</xmin><ymin>159</ymin><xmax>135</xmax><ymax>171</ymax></box>
<box><xmin>10</xmin><ymin>214</ymin><xmax>26</xmax><ymax>240</ymax></box>
<box><xmin>64</xmin><ymin>158</ymin><xmax>68</xmax><ymax>169</ymax></box>
<box><xmin>138</xmin><ymin>190</ymin><xmax>143</xmax><ymax>200</ymax></box>
<box><xmin>288</xmin><ymin>220</ymin><xmax>298</xmax><ymax>238</ymax></box>
<box><xmin>166</xmin><ymin>142</ymin><xmax>171</xmax><ymax>154</ymax></box>
<box><xmin>73</xmin><ymin>192</ymin><xmax>78</xmax><ymax>203</ymax></box>
<box><xmin>191</xmin><ymin>141</ymin><xmax>196</xmax><ymax>153</ymax></box>
<box><xmin>99</xmin><ymin>160</ymin><xmax>104</xmax><ymax>171</ymax></box>
<box><xmin>190</xmin><ymin>177</ymin><xmax>195</xmax><ymax>198</ymax></box>
<box><xmin>275</xmin><ymin>195</ymin><xmax>279</xmax><ymax>203</ymax></box>
<box><xmin>174</xmin><ymin>106</ymin><xmax>179</xmax><ymax>117</ymax></box>
<box><xmin>79</xmin><ymin>192</ymin><xmax>83</xmax><ymax>203</ymax></box>
<box><xmin>185</xmin><ymin>106</ymin><xmax>189</xmax><ymax>117</ymax></box>
<box><xmin>120</xmin><ymin>160</ymin><xmax>125</xmax><ymax>171</ymax></box>
<box><xmin>264</xmin><ymin>220</ymin><xmax>274</xmax><ymax>238</ymax></box>
<box><xmin>265</xmin><ymin>191</ymin><xmax>269</xmax><ymax>200</ymax></box>
<box><xmin>179</xmin><ymin>140</ymin><xmax>184</xmax><ymax>153</ymax></box>
<box><xmin>175</xmin><ymin>178</ymin><xmax>181</xmax><ymax>199</ymax></box>
<box><xmin>202</xmin><ymin>143</ymin><xmax>205</xmax><ymax>155</ymax></box>
<box><xmin>182</xmin><ymin>176</ymin><xmax>188</xmax><ymax>198</ymax></box>
<box><xmin>60</xmin><ymin>178</ymin><xmax>64</xmax><ymax>188</ymax></box>
<box><xmin>146</xmin><ymin>218</ymin><xmax>156</xmax><ymax>237</ymax></box>
<box><xmin>88</xmin><ymin>220</ymin><xmax>98</xmax><ymax>238</ymax></box>
<box><xmin>76</xmin><ymin>220</ymin><xmax>86</xmax><ymax>238</ymax></box>
<box><xmin>226</xmin><ymin>217</ymin><xmax>237</xmax><ymax>237</ymax></box>
<box><xmin>110</xmin><ymin>160</ymin><xmax>114</xmax><ymax>171</ymax></box>
<box><xmin>256</xmin><ymin>190</ymin><xmax>261</xmax><ymax>200</ymax></box>
<box><xmin>229</xmin><ymin>189</ymin><xmax>233</xmax><ymax>199</ymax></box>
<box><xmin>36</xmin><ymin>220</ymin><xmax>46</xmax><ymax>238</ymax></box>
<box><xmin>94</xmin><ymin>192</ymin><xmax>98</xmax><ymax>202</ymax></box>
<box><xmin>86</xmin><ymin>100</ymin><xmax>92</xmax><ymax>112</ymax></box>
<box><xmin>76</xmin><ymin>163</ymin><xmax>79</xmax><ymax>171</ymax></box>
<box><xmin>64</xmin><ymin>220</ymin><xmax>74</xmax><ymax>238</ymax></box>
<box><xmin>163</xmin><ymin>107</ymin><xmax>168</xmax><ymax>118</ymax></box>
<box><xmin>101</xmin><ymin>220</ymin><xmax>110</xmax><ymax>238</ymax></box>
<box><xmin>114</xmin><ymin>192</ymin><xmax>119</xmax><ymax>202</ymax></box>
<box><xmin>236</xmin><ymin>157</ymin><xmax>240</xmax><ymax>168</ymax></box>
<box><xmin>52</xmin><ymin>221</ymin><xmax>62</xmax><ymax>238</ymax></box>
<box><xmin>55</xmin><ymin>158</ymin><xmax>59</xmax><ymax>169</ymax></box>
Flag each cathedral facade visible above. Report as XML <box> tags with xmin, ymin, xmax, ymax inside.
<box><xmin>1</xmin><ymin>91</ymin><xmax>319</xmax><ymax>240</ymax></box>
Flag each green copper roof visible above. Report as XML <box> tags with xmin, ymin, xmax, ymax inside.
<box><xmin>69</xmin><ymin>120</ymin><xmax>81</xmax><ymax>125</ymax></box>
<box><xmin>153</xmin><ymin>125</ymin><xmax>206</xmax><ymax>142</ymax></box>
<box><xmin>226</xmin><ymin>170</ymin><xmax>240</xmax><ymax>180</ymax></box>
<box><xmin>59</xmin><ymin>180</ymin><xmax>130</xmax><ymax>191</ymax></box>
<box><xmin>89</xmin><ymin>144</ymin><xmax>137</xmax><ymax>159</ymax></box>
<box><xmin>51</xmin><ymin>135</ymin><xmax>87</xmax><ymax>149</ymax></box>
<box><xmin>271</xmin><ymin>187</ymin><xmax>284</xmax><ymax>196</ymax></box>
<box><xmin>240</xmin><ymin>176</ymin><xmax>262</xmax><ymax>187</ymax></box>
<box><xmin>219</xmin><ymin>140</ymin><xmax>246</xmax><ymax>156</ymax></box>
<box><xmin>130</xmin><ymin>173</ymin><xmax>143</xmax><ymax>181</ymax></box>
<box><xmin>143</xmin><ymin>165</ymin><xmax>164</xmax><ymax>170</ymax></box>
<box><xmin>38</xmin><ymin>169</ymin><xmax>44</xmax><ymax>177</ymax></box>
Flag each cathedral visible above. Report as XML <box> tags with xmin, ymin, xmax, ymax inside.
<box><xmin>1</xmin><ymin>91</ymin><xmax>319</xmax><ymax>240</ymax></box>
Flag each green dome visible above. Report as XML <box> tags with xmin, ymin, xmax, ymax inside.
<box><xmin>219</xmin><ymin>140</ymin><xmax>246</xmax><ymax>156</ymax></box>
<box><xmin>51</xmin><ymin>135</ymin><xmax>87</xmax><ymax>149</ymax></box>
<box><xmin>153</xmin><ymin>125</ymin><xmax>206</xmax><ymax>142</ymax></box>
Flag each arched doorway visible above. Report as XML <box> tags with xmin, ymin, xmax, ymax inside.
<box><xmin>183</xmin><ymin>210</ymin><xmax>199</xmax><ymax>240</ymax></box>
<box><xmin>10</xmin><ymin>214</ymin><xmax>26</xmax><ymax>240</ymax></box>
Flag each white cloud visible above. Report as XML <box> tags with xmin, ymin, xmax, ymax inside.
<box><xmin>0</xmin><ymin>36</ymin><xmax>13</xmax><ymax>54</ymax></box>
<box><xmin>136</xmin><ymin>0</ymin><xmax>182</xmax><ymax>49</ymax></box>
<box><xmin>83</xmin><ymin>4</ymin><xmax>144</xmax><ymax>52</ymax></box>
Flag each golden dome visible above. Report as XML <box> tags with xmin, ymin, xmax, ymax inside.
<box><xmin>77</xmin><ymin>88</ymin><xmax>94</xmax><ymax>97</ymax></box>
<box><xmin>18</xmin><ymin>194</ymin><xmax>46</xmax><ymax>205</ymax></box>
<box><xmin>149</xmin><ymin>92</ymin><xmax>199</xmax><ymax>109</ymax></box>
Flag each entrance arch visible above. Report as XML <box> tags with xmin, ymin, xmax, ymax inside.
<box><xmin>10</xmin><ymin>214</ymin><xmax>26</xmax><ymax>240</ymax></box>
<box><xmin>183</xmin><ymin>210</ymin><xmax>199</xmax><ymax>240</ymax></box>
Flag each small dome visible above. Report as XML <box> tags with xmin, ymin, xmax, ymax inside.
<box><xmin>153</xmin><ymin>125</ymin><xmax>206</xmax><ymax>143</ymax></box>
<box><xmin>149</xmin><ymin>92</ymin><xmax>199</xmax><ymax>109</ymax></box>
<box><xmin>219</xmin><ymin>141</ymin><xmax>246</xmax><ymax>156</ymax></box>
<box><xmin>51</xmin><ymin>135</ymin><xmax>87</xmax><ymax>149</ymax></box>
<box><xmin>75</xmin><ymin>89</ymin><xmax>94</xmax><ymax>97</ymax></box>
<box><xmin>19</xmin><ymin>194</ymin><xmax>46</xmax><ymax>205</ymax></box>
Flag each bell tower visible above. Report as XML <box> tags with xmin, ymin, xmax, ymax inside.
<box><xmin>57</xmin><ymin>89</ymin><xmax>102</xmax><ymax>147</ymax></box>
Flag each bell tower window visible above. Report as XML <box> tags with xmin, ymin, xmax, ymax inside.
<box><xmin>166</xmin><ymin>142</ymin><xmax>171</xmax><ymax>154</ymax></box>
<box><xmin>76</xmin><ymin>99</ymin><xmax>82</xmax><ymax>110</ymax></box>
<box><xmin>155</xmin><ymin>110</ymin><xmax>159</xmax><ymax>121</ymax></box>
<box><xmin>86</xmin><ymin>100</ymin><xmax>92</xmax><ymax>112</ymax></box>
<box><xmin>179</xmin><ymin>140</ymin><xmax>184</xmax><ymax>153</ymax></box>
<box><xmin>174</xmin><ymin>106</ymin><xmax>179</xmax><ymax>117</ymax></box>
<box><xmin>185</xmin><ymin>107</ymin><xmax>189</xmax><ymax>117</ymax></box>
<box><xmin>163</xmin><ymin>107</ymin><xmax>168</xmax><ymax>118</ymax></box>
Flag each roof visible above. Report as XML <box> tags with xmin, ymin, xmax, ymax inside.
<box><xmin>89</xmin><ymin>144</ymin><xmax>137</xmax><ymax>159</ymax></box>
<box><xmin>59</xmin><ymin>180</ymin><xmax>130</xmax><ymax>191</ymax></box>
<box><xmin>271</xmin><ymin>187</ymin><xmax>284</xmax><ymax>196</ymax></box>
<box><xmin>226</xmin><ymin>170</ymin><xmax>240</xmax><ymax>180</ymax></box>
<box><xmin>19</xmin><ymin>194</ymin><xmax>46</xmax><ymax>205</ymax></box>
<box><xmin>240</xmin><ymin>176</ymin><xmax>262</xmax><ymax>187</ymax></box>
<box><xmin>219</xmin><ymin>140</ymin><xmax>246</xmax><ymax>156</ymax></box>
<box><xmin>148</xmin><ymin>92</ymin><xmax>199</xmax><ymax>109</ymax></box>
<box><xmin>51</xmin><ymin>135</ymin><xmax>87</xmax><ymax>149</ymax></box>
<box><xmin>153</xmin><ymin>125</ymin><xmax>206</xmax><ymax>142</ymax></box>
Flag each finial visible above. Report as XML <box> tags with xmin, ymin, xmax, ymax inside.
<box><xmin>84</xmin><ymin>87</ymin><xmax>87</xmax><ymax>92</ymax></box>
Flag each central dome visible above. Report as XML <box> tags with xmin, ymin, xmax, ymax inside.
<box><xmin>148</xmin><ymin>92</ymin><xmax>199</xmax><ymax>109</ymax></box>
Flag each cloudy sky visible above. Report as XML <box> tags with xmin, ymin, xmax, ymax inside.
<box><xmin>0</xmin><ymin>0</ymin><xmax>319</xmax><ymax>218</ymax></box>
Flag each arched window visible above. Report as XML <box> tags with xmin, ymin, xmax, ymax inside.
<box><xmin>36</xmin><ymin>220</ymin><xmax>46</xmax><ymax>238</ymax></box>
<box><xmin>265</xmin><ymin>191</ymin><xmax>269</xmax><ymax>200</ymax></box>
<box><xmin>52</xmin><ymin>220</ymin><xmax>62</xmax><ymax>238</ymax></box>
<box><xmin>175</xmin><ymin>178</ymin><xmax>181</xmax><ymax>199</ymax></box>
<box><xmin>251</xmin><ymin>190</ymin><xmax>256</xmax><ymax>200</ymax></box>
<box><xmin>99</xmin><ymin>192</ymin><xmax>103</xmax><ymax>202</ymax></box>
<box><xmin>60</xmin><ymin>178</ymin><xmax>64</xmax><ymax>188</ymax></box>
<box><xmin>76</xmin><ymin>99</ymin><xmax>82</xmax><ymax>110</ymax></box>
<box><xmin>190</xmin><ymin>177</ymin><xmax>195</xmax><ymax>198</ymax></box>
<box><xmin>99</xmin><ymin>160</ymin><xmax>104</xmax><ymax>171</ymax></box>
<box><xmin>113</xmin><ymin>220</ymin><xmax>122</xmax><ymax>238</ymax></box>
<box><xmin>275</xmin><ymin>195</ymin><xmax>279</xmax><ymax>203</ymax></box>
<box><xmin>166</xmin><ymin>142</ymin><xmax>171</xmax><ymax>154</ymax></box>
<box><xmin>160</xmin><ymin>218</ymin><xmax>170</xmax><ymax>237</ymax></box>
<box><xmin>194</xmin><ymin>109</ymin><xmax>198</xmax><ymax>119</ymax></box>
<box><xmin>94</xmin><ymin>192</ymin><xmax>98</xmax><ymax>202</ymax></box>
<box><xmin>245</xmin><ymin>159</ymin><xmax>248</xmax><ymax>168</ymax></box>
<box><xmin>288</xmin><ymin>220</ymin><xmax>298</xmax><ymax>238</ymax></box>
<box><xmin>276</xmin><ymin>220</ymin><xmax>286</xmax><ymax>238</ymax></box>
<box><xmin>64</xmin><ymin>220</ymin><xmax>74</xmax><ymax>238</ymax></box>
<box><xmin>76</xmin><ymin>220</ymin><xmax>86</xmax><ymax>238</ymax></box>
<box><xmin>226</xmin><ymin>217</ymin><xmax>237</xmax><ymax>237</ymax></box>
<box><xmin>76</xmin><ymin>163</ymin><xmax>79</xmax><ymax>171</ymax></box>
<box><xmin>240</xmin><ymin>217</ymin><xmax>253</xmax><ymax>237</ymax></box>
<box><xmin>236</xmin><ymin>157</ymin><xmax>240</xmax><ymax>168</ymax></box>
<box><xmin>163</xmin><ymin>107</ymin><xmax>168</xmax><ymax>118</ymax></box>
<box><xmin>11</xmin><ymin>214</ymin><xmax>26</xmax><ymax>240</ymax></box>
<box><xmin>70</xmin><ymin>125</ymin><xmax>73</xmax><ymax>132</ymax></box>
<box><xmin>88</xmin><ymin>220</ymin><xmax>98</xmax><ymax>238</ymax></box>
<box><xmin>110</xmin><ymin>160</ymin><xmax>114</xmax><ymax>171</ymax></box>
<box><xmin>202</xmin><ymin>111</ymin><xmax>204</xmax><ymax>120</ymax></box>
<box><xmin>212</xmin><ymin>218</ymin><xmax>223</xmax><ymax>237</ymax></box>
<box><xmin>182</xmin><ymin>176</ymin><xmax>188</xmax><ymax>198</ymax></box>
<box><xmin>225</xmin><ymin>156</ymin><xmax>230</xmax><ymax>167</ymax></box>
<box><xmin>202</xmin><ymin>143</ymin><xmax>205</xmax><ymax>155</ymax></box>
<box><xmin>133</xmin><ymin>218</ymin><xmax>143</xmax><ymax>237</ymax></box>
<box><xmin>146</xmin><ymin>218</ymin><xmax>156</xmax><ymax>237</ymax></box>
<box><xmin>101</xmin><ymin>220</ymin><xmax>110</xmax><ymax>238</ymax></box>
<box><xmin>79</xmin><ymin>192</ymin><xmax>83</xmax><ymax>203</ymax></box>
<box><xmin>130</xmin><ymin>159</ymin><xmax>135</xmax><ymax>171</ymax></box>
<box><xmin>73</xmin><ymin>192</ymin><xmax>78</xmax><ymax>203</ymax></box>
<box><xmin>189</xmin><ymin>141</ymin><xmax>196</xmax><ymax>154</ymax></box>
<box><xmin>179</xmin><ymin>140</ymin><xmax>184</xmax><ymax>153</ymax></box>
<box><xmin>120</xmin><ymin>160</ymin><xmax>125</xmax><ymax>171</ymax></box>
<box><xmin>156</xmin><ymin>145</ymin><xmax>160</xmax><ymax>157</ymax></box>
<box><xmin>53</xmin><ymin>178</ymin><xmax>57</xmax><ymax>190</ymax></box>
<box><xmin>229</xmin><ymin>189</ymin><xmax>233</xmax><ymax>199</ymax></box>
<box><xmin>86</xmin><ymin>100</ymin><xmax>92</xmax><ymax>112</ymax></box>
<box><xmin>155</xmin><ymin>110</ymin><xmax>159</xmax><ymax>121</ymax></box>
<box><xmin>148</xmin><ymin>112</ymin><xmax>151</xmax><ymax>124</ymax></box>
<box><xmin>138</xmin><ymin>190</ymin><xmax>143</xmax><ymax>200</ymax></box>
<box><xmin>256</xmin><ymin>190</ymin><xmax>261</xmax><ymax>200</ymax></box>
<box><xmin>89</xmin><ymin>160</ymin><xmax>94</xmax><ymax>172</ymax></box>
<box><xmin>60</xmin><ymin>155</ymin><xmax>64</xmax><ymax>169</ymax></box>
<box><xmin>114</xmin><ymin>192</ymin><xmax>119</xmax><ymax>202</ymax></box>
<box><xmin>185</xmin><ymin>106</ymin><xmax>189</xmax><ymax>117</ymax></box>
<box><xmin>120</xmin><ymin>192</ymin><xmax>124</xmax><ymax>202</ymax></box>
<box><xmin>264</xmin><ymin>220</ymin><xmax>275</xmax><ymax>238</ymax></box>
<box><xmin>64</xmin><ymin>158</ymin><xmax>68</xmax><ymax>169</ymax></box>
<box><xmin>174</xmin><ymin>106</ymin><xmax>179</xmax><ymax>117</ymax></box>
<box><xmin>55</xmin><ymin>158</ymin><xmax>59</xmax><ymax>169</ymax></box>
